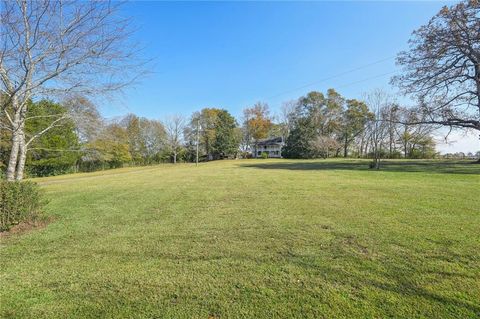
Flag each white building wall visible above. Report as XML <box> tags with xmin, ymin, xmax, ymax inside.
<box><xmin>254</xmin><ymin>145</ymin><xmax>283</xmax><ymax>158</ymax></box>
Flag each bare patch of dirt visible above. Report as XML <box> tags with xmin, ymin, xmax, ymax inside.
<box><xmin>0</xmin><ymin>216</ymin><xmax>53</xmax><ymax>239</ymax></box>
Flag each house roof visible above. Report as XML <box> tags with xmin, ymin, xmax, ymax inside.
<box><xmin>257</xmin><ymin>137</ymin><xmax>283</xmax><ymax>146</ymax></box>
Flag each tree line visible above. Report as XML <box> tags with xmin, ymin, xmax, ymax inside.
<box><xmin>0</xmin><ymin>87</ymin><xmax>441</xmax><ymax>177</ymax></box>
<box><xmin>281</xmin><ymin>89</ymin><xmax>437</xmax><ymax>162</ymax></box>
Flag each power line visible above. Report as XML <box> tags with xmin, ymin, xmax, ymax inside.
<box><xmin>28</xmin><ymin>148</ymin><xmax>84</xmax><ymax>152</ymax></box>
<box><xmin>265</xmin><ymin>55</ymin><xmax>396</xmax><ymax>100</ymax></box>
<box><xmin>336</xmin><ymin>70</ymin><xmax>397</xmax><ymax>90</ymax></box>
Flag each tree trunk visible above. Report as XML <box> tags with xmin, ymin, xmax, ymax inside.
<box><xmin>173</xmin><ymin>152</ymin><xmax>177</xmax><ymax>164</ymax></box>
<box><xmin>5</xmin><ymin>97</ymin><xmax>22</xmax><ymax>181</ymax></box>
<box><xmin>363</xmin><ymin>139</ymin><xmax>369</xmax><ymax>159</ymax></box>
<box><xmin>343</xmin><ymin>136</ymin><xmax>348</xmax><ymax>158</ymax></box>
<box><xmin>358</xmin><ymin>135</ymin><xmax>365</xmax><ymax>158</ymax></box>
<box><xmin>15</xmin><ymin>132</ymin><xmax>27</xmax><ymax>180</ymax></box>
<box><xmin>335</xmin><ymin>147</ymin><xmax>341</xmax><ymax>157</ymax></box>
<box><xmin>374</xmin><ymin>146</ymin><xmax>380</xmax><ymax>170</ymax></box>
<box><xmin>6</xmin><ymin>130</ymin><xmax>21</xmax><ymax>181</ymax></box>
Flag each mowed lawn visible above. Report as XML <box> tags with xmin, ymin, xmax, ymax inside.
<box><xmin>1</xmin><ymin>159</ymin><xmax>479</xmax><ymax>318</ymax></box>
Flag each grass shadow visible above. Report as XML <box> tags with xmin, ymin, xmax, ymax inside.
<box><xmin>239</xmin><ymin>160</ymin><xmax>480</xmax><ymax>175</ymax></box>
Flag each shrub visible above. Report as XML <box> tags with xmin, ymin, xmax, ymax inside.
<box><xmin>261</xmin><ymin>152</ymin><xmax>268</xmax><ymax>159</ymax></box>
<box><xmin>0</xmin><ymin>181</ymin><xmax>44</xmax><ymax>232</ymax></box>
<box><xmin>27</xmin><ymin>163</ymin><xmax>76</xmax><ymax>177</ymax></box>
<box><xmin>243</xmin><ymin>152</ymin><xmax>252</xmax><ymax>159</ymax></box>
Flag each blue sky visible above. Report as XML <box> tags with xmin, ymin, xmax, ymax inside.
<box><xmin>105</xmin><ymin>1</ymin><xmax>478</xmax><ymax>153</ymax></box>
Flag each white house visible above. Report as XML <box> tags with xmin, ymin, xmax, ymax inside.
<box><xmin>253</xmin><ymin>137</ymin><xmax>284</xmax><ymax>158</ymax></box>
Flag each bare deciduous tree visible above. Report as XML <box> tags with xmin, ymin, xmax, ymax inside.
<box><xmin>364</xmin><ymin>90</ymin><xmax>391</xmax><ymax>169</ymax></box>
<box><xmin>396</xmin><ymin>107</ymin><xmax>436</xmax><ymax>158</ymax></box>
<box><xmin>139</xmin><ymin>119</ymin><xmax>166</xmax><ymax>164</ymax></box>
<box><xmin>163</xmin><ymin>115</ymin><xmax>186</xmax><ymax>164</ymax></box>
<box><xmin>279</xmin><ymin>100</ymin><xmax>296</xmax><ymax>141</ymax></box>
<box><xmin>1</xmin><ymin>0</ymin><xmax>145</xmax><ymax>180</ymax></box>
<box><xmin>310</xmin><ymin>135</ymin><xmax>340</xmax><ymax>159</ymax></box>
<box><xmin>64</xmin><ymin>95</ymin><xmax>104</xmax><ymax>143</ymax></box>
<box><xmin>392</xmin><ymin>0</ymin><xmax>480</xmax><ymax>133</ymax></box>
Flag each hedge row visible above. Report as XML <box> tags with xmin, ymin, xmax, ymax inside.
<box><xmin>0</xmin><ymin>181</ymin><xmax>43</xmax><ymax>232</ymax></box>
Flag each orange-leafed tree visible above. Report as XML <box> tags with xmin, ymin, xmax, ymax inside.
<box><xmin>243</xmin><ymin>102</ymin><xmax>272</xmax><ymax>156</ymax></box>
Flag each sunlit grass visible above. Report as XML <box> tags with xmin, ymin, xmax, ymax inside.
<box><xmin>1</xmin><ymin>159</ymin><xmax>479</xmax><ymax>318</ymax></box>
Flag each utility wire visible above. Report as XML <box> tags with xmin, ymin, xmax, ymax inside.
<box><xmin>336</xmin><ymin>70</ymin><xmax>397</xmax><ymax>90</ymax></box>
<box><xmin>28</xmin><ymin>148</ymin><xmax>84</xmax><ymax>152</ymax></box>
<box><xmin>266</xmin><ymin>55</ymin><xmax>396</xmax><ymax>100</ymax></box>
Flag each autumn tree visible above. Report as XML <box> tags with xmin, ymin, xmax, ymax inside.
<box><xmin>243</xmin><ymin>102</ymin><xmax>272</xmax><ymax>155</ymax></box>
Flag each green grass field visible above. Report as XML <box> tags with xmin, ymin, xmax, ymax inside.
<box><xmin>1</xmin><ymin>159</ymin><xmax>479</xmax><ymax>318</ymax></box>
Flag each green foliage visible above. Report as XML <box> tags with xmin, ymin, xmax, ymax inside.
<box><xmin>0</xmin><ymin>130</ymin><xmax>10</xmax><ymax>172</ymax></box>
<box><xmin>260</xmin><ymin>151</ymin><xmax>268</xmax><ymax>159</ymax></box>
<box><xmin>86</xmin><ymin>139</ymin><xmax>132</xmax><ymax>169</ymax></box>
<box><xmin>339</xmin><ymin>99</ymin><xmax>373</xmax><ymax>157</ymax></box>
<box><xmin>82</xmin><ymin>123</ymin><xmax>132</xmax><ymax>169</ymax></box>
<box><xmin>0</xmin><ymin>94</ymin><xmax>13</xmax><ymax>171</ymax></box>
<box><xmin>122</xmin><ymin>114</ymin><xmax>148</xmax><ymax>164</ymax></box>
<box><xmin>212</xmin><ymin>110</ymin><xmax>239</xmax><ymax>158</ymax></box>
<box><xmin>282</xmin><ymin>117</ymin><xmax>316</xmax><ymax>158</ymax></box>
<box><xmin>409</xmin><ymin>136</ymin><xmax>437</xmax><ymax>159</ymax></box>
<box><xmin>25</xmin><ymin>100</ymin><xmax>81</xmax><ymax>177</ymax></box>
<box><xmin>192</xmin><ymin>108</ymin><xmax>218</xmax><ymax>158</ymax></box>
<box><xmin>282</xmin><ymin>90</ymin><xmax>345</xmax><ymax>159</ymax></box>
<box><xmin>190</xmin><ymin>108</ymin><xmax>239</xmax><ymax>160</ymax></box>
<box><xmin>81</xmin><ymin>115</ymin><xmax>167</xmax><ymax>170</ymax></box>
<box><xmin>0</xmin><ymin>181</ymin><xmax>43</xmax><ymax>232</ymax></box>
<box><xmin>0</xmin><ymin>99</ymin><xmax>81</xmax><ymax>176</ymax></box>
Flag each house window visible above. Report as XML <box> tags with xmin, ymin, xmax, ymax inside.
<box><xmin>257</xmin><ymin>151</ymin><xmax>261</xmax><ymax>156</ymax></box>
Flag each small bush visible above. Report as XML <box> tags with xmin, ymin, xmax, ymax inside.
<box><xmin>0</xmin><ymin>181</ymin><xmax>44</xmax><ymax>232</ymax></box>
<box><xmin>261</xmin><ymin>152</ymin><xmax>268</xmax><ymax>159</ymax></box>
<box><xmin>239</xmin><ymin>152</ymin><xmax>252</xmax><ymax>159</ymax></box>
